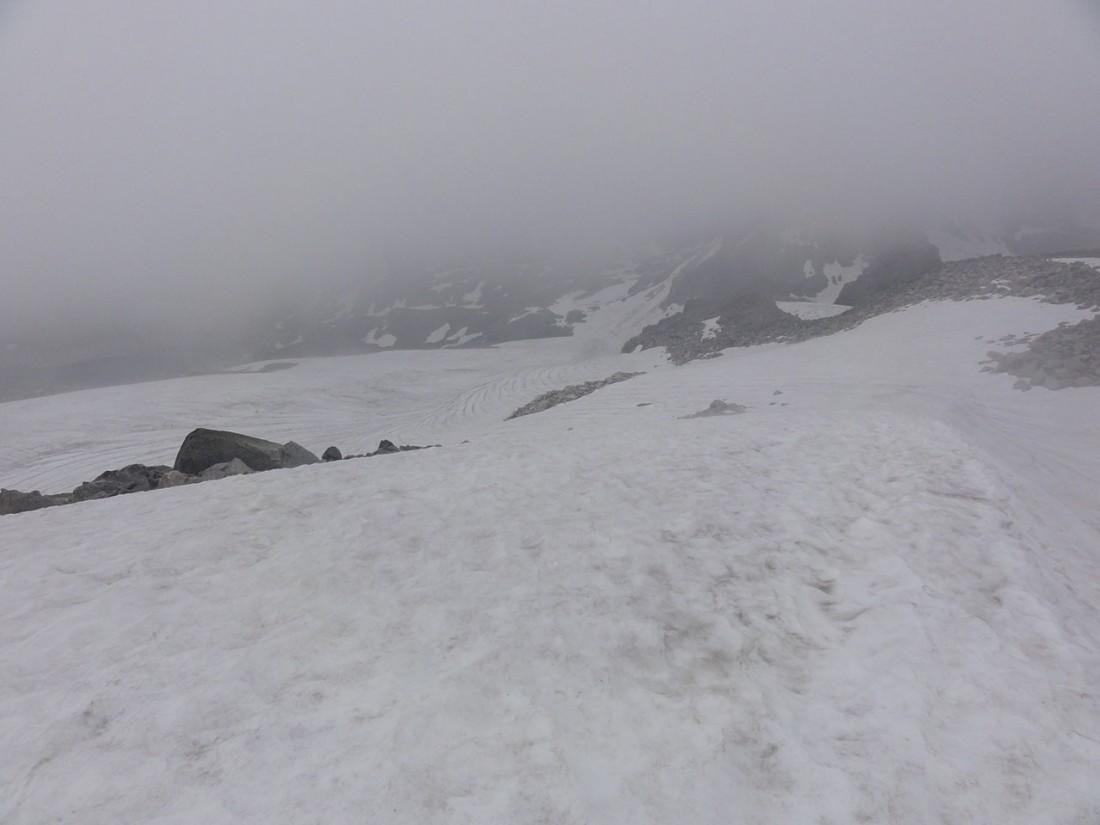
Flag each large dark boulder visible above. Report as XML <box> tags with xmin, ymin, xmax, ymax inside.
<box><xmin>173</xmin><ymin>428</ymin><xmax>319</xmax><ymax>475</ymax></box>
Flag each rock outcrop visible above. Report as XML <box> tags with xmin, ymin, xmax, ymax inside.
<box><xmin>681</xmin><ymin>399</ymin><xmax>748</xmax><ymax>418</ymax></box>
<box><xmin>1</xmin><ymin>429</ymin><xmax>437</xmax><ymax>516</ymax></box>
<box><xmin>343</xmin><ymin>440</ymin><xmax>437</xmax><ymax>459</ymax></box>
<box><xmin>0</xmin><ymin>489</ymin><xmax>70</xmax><ymax>516</ymax></box>
<box><xmin>506</xmin><ymin>372</ymin><xmax>643</xmax><ymax>420</ymax></box>
<box><xmin>71</xmin><ymin>464</ymin><xmax>181</xmax><ymax>502</ymax></box>
<box><xmin>174</xmin><ymin>428</ymin><xmax>319</xmax><ymax>475</ymax></box>
<box><xmin>625</xmin><ymin>256</ymin><xmax>1100</xmax><ymax>365</ymax></box>
<box><xmin>835</xmin><ymin>238</ymin><xmax>942</xmax><ymax>306</ymax></box>
<box><xmin>984</xmin><ymin>316</ymin><xmax>1100</xmax><ymax>390</ymax></box>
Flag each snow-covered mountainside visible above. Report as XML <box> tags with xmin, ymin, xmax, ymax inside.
<box><xmin>254</xmin><ymin>221</ymin><xmax>1100</xmax><ymax>367</ymax></box>
<box><xmin>625</xmin><ymin>255</ymin><xmax>1100</xmax><ymax>364</ymax></box>
<box><xmin>2</xmin><ymin>261</ymin><xmax>1100</xmax><ymax>823</ymax></box>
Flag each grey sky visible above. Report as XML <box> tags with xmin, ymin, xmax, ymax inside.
<box><xmin>2</xmin><ymin>0</ymin><xmax>1099</xmax><ymax>343</ymax></box>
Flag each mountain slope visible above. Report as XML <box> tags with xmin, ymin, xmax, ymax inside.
<box><xmin>2</xmin><ymin>284</ymin><xmax>1099</xmax><ymax>823</ymax></box>
<box><xmin>254</xmin><ymin>219</ymin><xmax>1100</xmax><ymax>366</ymax></box>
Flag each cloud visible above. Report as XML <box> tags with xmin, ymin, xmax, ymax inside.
<box><xmin>1</xmin><ymin>0</ymin><xmax>1098</xmax><ymax>344</ymax></box>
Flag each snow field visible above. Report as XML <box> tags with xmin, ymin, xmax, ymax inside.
<box><xmin>0</xmin><ymin>340</ymin><xmax>657</xmax><ymax>494</ymax></box>
<box><xmin>2</xmin><ymin>294</ymin><xmax>1100</xmax><ymax>822</ymax></box>
<box><xmin>2</xmin><ymin>409</ymin><xmax>1098</xmax><ymax>823</ymax></box>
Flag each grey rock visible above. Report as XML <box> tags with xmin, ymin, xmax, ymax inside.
<box><xmin>0</xmin><ymin>488</ymin><xmax>70</xmax><ymax>515</ymax></box>
<box><xmin>159</xmin><ymin>470</ymin><xmax>189</xmax><ymax>487</ymax></box>
<box><xmin>506</xmin><ymin>372</ymin><xmax>644</xmax><ymax>419</ymax></box>
<box><xmin>376</xmin><ymin>439</ymin><xmax>400</xmax><ymax>454</ymax></box>
<box><xmin>71</xmin><ymin>464</ymin><xmax>177</xmax><ymax>502</ymax></box>
<box><xmin>987</xmin><ymin>316</ymin><xmax>1100</xmax><ymax>391</ymax></box>
<box><xmin>195</xmin><ymin>458</ymin><xmax>255</xmax><ymax>481</ymax></box>
<box><xmin>322</xmin><ymin>446</ymin><xmax>343</xmax><ymax>461</ymax></box>
<box><xmin>281</xmin><ymin>440</ymin><xmax>320</xmax><ymax>468</ymax></box>
<box><xmin>174</xmin><ymin>428</ymin><xmax>315</xmax><ymax>475</ymax></box>
<box><xmin>681</xmin><ymin>399</ymin><xmax>748</xmax><ymax>419</ymax></box>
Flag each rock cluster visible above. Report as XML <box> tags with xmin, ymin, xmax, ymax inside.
<box><xmin>1</xmin><ymin>430</ymin><xmax>434</xmax><ymax>517</ymax></box>
<box><xmin>174</xmin><ymin>428</ymin><xmax>319</xmax><ymax>475</ymax></box>
<box><xmin>342</xmin><ymin>439</ymin><xmax>436</xmax><ymax>459</ymax></box>
<box><xmin>506</xmin><ymin>372</ymin><xmax>644</xmax><ymax>420</ymax></box>
<box><xmin>982</xmin><ymin>316</ymin><xmax>1100</xmax><ymax>390</ymax></box>
<box><xmin>680</xmin><ymin>399</ymin><xmax>748</xmax><ymax>419</ymax></box>
<box><xmin>0</xmin><ymin>463</ymin><xmax>192</xmax><ymax>515</ymax></box>
<box><xmin>623</xmin><ymin>294</ymin><xmax>805</xmax><ymax>364</ymax></box>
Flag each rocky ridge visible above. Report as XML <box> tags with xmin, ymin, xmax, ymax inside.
<box><xmin>506</xmin><ymin>372</ymin><xmax>644</xmax><ymax>419</ymax></box>
<box><xmin>624</xmin><ymin>256</ymin><xmax>1100</xmax><ymax>376</ymax></box>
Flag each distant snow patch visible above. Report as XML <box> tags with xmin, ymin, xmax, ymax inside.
<box><xmin>363</xmin><ymin>329</ymin><xmax>396</xmax><ymax>348</ymax></box>
<box><xmin>546</xmin><ymin>290</ymin><xmax>589</xmax><ymax>319</ymax></box>
<box><xmin>426</xmin><ymin>324</ymin><xmax>451</xmax><ymax>344</ymax></box>
<box><xmin>776</xmin><ymin>302</ymin><xmax>852</xmax><ymax>320</ymax></box>
<box><xmin>812</xmin><ymin>257</ymin><xmax>868</xmax><ymax>304</ymax></box>
<box><xmin>444</xmin><ymin>328</ymin><xmax>482</xmax><ymax>347</ymax></box>
<box><xmin>701</xmin><ymin>317</ymin><xmax>721</xmax><ymax>339</ymax></box>
<box><xmin>509</xmin><ymin>307</ymin><xmax>541</xmax><ymax>323</ymax></box>
<box><xmin>462</xmin><ymin>281</ymin><xmax>484</xmax><ymax>307</ymax></box>
<box><xmin>273</xmin><ymin>335</ymin><xmax>303</xmax><ymax>351</ymax></box>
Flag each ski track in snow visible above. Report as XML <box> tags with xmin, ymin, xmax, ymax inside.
<box><xmin>2</xmin><ymin>296</ymin><xmax>1100</xmax><ymax>823</ymax></box>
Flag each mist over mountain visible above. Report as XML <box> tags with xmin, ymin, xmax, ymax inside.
<box><xmin>2</xmin><ymin>1</ymin><xmax>1099</xmax><ymax>395</ymax></box>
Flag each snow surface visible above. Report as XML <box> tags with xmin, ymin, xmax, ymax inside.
<box><xmin>775</xmin><ymin>301</ymin><xmax>852</xmax><ymax>320</ymax></box>
<box><xmin>3</xmin><ymin>297</ymin><xmax>1100</xmax><ymax>824</ymax></box>
<box><xmin>701</xmin><ymin>317</ymin><xmax>721</xmax><ymax>339</ymax></box>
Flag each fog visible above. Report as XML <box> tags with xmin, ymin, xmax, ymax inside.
<box><xmin>2</xmin><ymin>0</ymin><xmax>1099</xmax><ymax>350</ymax></box>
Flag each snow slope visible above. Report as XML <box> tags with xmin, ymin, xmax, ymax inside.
<box><xmin>2</xmin><ymin>296</ymin><xmax>1099</xmax><ymax>824</ymax></box>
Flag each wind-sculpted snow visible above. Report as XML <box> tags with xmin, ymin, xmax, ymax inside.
<box><xmin>1</xmin><ymin>295</ymin><xmax>1099</xmax><ymax>823</ymax></box>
